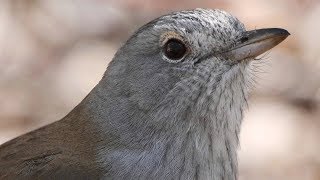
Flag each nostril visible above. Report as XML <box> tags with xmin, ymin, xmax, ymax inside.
<box><xmin>240</xmin><ymin>37</ymin><xmax>249</xmax><ymax>43</ymax></box>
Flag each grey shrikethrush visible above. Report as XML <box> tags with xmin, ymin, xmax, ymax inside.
<box><xmin>0</xmin><ymin>8</ymin><xmax>289</xmax><ymax>180</ymax></box>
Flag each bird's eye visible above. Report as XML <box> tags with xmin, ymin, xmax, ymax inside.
<box><xmin>163</xmin><ymin>39</ymin><xmax>187</xmax><ymax>61</ymax></box>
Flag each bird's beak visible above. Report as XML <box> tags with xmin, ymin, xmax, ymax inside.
<box><xmin>222</xmin><ymin>28</ymin><xmax>290</xmax><ymax>61</ymax></box>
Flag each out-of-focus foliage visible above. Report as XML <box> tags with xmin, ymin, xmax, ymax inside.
<box><xmin>0</xmin><ymin>0</ymin><xmax>319</xmax><ymax>179</ymax></box>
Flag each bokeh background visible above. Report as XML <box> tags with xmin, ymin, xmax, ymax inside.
<box><xmin>1</xmin><ymin>0</ymin><xmax>320</xmax><ymax>179</ymax></box>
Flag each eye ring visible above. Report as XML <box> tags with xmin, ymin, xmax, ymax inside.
<box><xmin>162</xmin><ymin>38</ymin><xmax>187</xmax><ymax>63</ymax></box>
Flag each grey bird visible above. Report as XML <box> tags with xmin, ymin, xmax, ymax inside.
<box><xmin>0</xmin><ymin>9</ymin><xmax>289</xmax><ymax>179</ymax></box>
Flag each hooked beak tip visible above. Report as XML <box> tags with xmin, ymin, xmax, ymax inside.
<box><xmin>222</xmin><ymin>28</ymin><xmax>290</xmax><ymax>61</ymax></box>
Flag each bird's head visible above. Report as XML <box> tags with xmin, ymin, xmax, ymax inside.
<box><xmin>89</xmin><ymin>9</ymin><xmax>289</xmax><ymax>178</ymax></box>
<box><xmin>101</xmin><ymin>8</ymin><xmax>289</xmax><ymax>116</ymax></box>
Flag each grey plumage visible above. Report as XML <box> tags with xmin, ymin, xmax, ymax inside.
<box><xmin>0</xmin><ymin>9</ymin><xmax>289</xmax><ymax>179</ymax></box>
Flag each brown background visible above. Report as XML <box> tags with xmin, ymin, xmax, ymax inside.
<box><xmin>0</xmin><ymin>0</ymin><xmax>320</xmax><ymax>179</ymax></box>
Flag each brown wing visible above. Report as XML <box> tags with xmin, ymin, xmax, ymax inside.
<box><xmin>0</xmin><ymin>119</ymin><xmax>103</xmax><ymax>179</ymax></box>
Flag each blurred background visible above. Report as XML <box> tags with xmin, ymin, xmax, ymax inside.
<box><xmin>0</xmin><ymin>0</ymin><xmax>320</xmax><ymax>179</ymax></box>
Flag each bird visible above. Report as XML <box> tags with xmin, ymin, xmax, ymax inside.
<box><xmin>0</xmin><ymin>8</ymin><xmax>289</xmax><ymax>179</ymax></box>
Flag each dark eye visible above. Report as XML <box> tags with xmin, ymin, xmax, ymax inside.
<box><xmin>163</xmin><ymin>39</ymin><xmax>187</xmax><ymax>60</ymax></box>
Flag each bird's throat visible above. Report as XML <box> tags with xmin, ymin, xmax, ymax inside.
<box><xmin>87</xmin><ymin>62</ymin><xmax>250</xmax><ymax>180</ymax></box>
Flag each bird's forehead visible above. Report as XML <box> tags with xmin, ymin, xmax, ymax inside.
<box><xmin>155</xmin><ymin>9</ymin><xmax>245</xmax><ymax>37</ymax></box>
